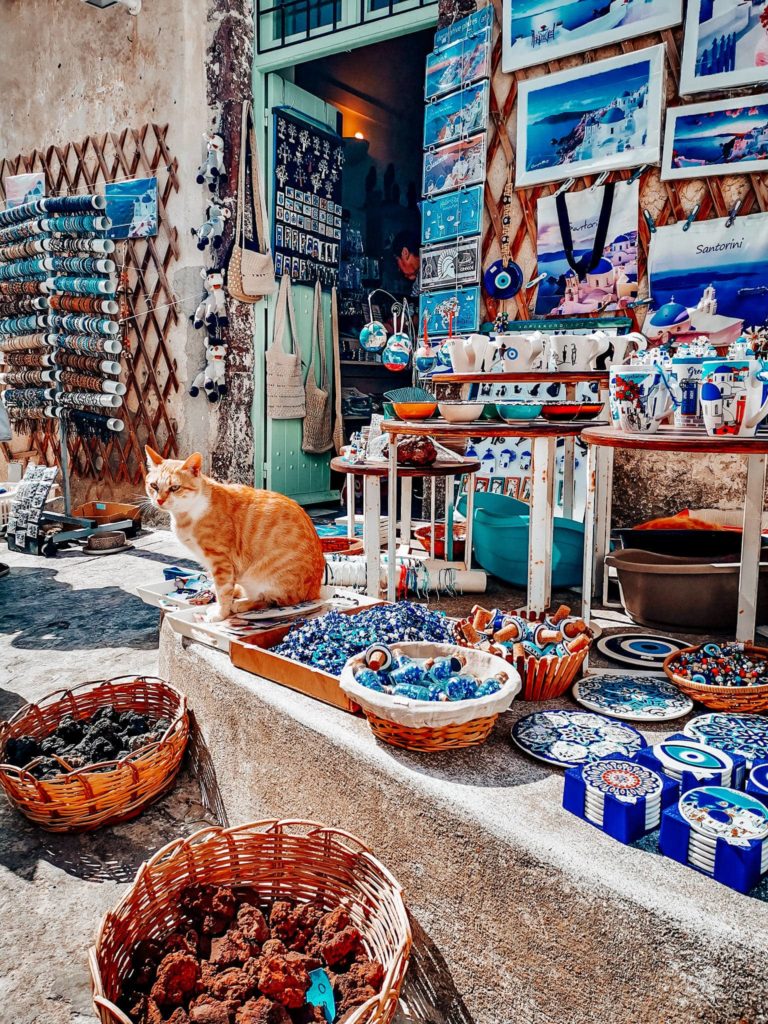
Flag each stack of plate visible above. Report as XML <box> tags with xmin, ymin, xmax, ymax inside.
<box><xmin>636</xmin><ymin>738</ymin><xmax>740</xmax><ymax>794</ymax></box>
<box><xmin>582</xmin><ymin>759</ymin><xmax>663</xmax><ymax>830</ymax></box>
<box><xmin>746</xmin><ymin>761</ymin><xmax>768</xmax><ymax>808</ymax></box>
<box><xmin>685</xmin><ymin>713</ymin><xmax>768</xmax><ymax>770</ymax></box>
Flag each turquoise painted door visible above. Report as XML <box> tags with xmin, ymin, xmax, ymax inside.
<box><xmin>262</xmin><ymin>74</ymin><xmax>340</xmax><ymax>505</ymax></box>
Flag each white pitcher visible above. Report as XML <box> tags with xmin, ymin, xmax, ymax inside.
<box><xmin>488</xmin><ymin>331</ymin><xmax>547</xmax><ymax>373</ymax></box>
<box><xmin>547</xmin><ymin>332</ymin><xmax>611</xmax><ymax>372</ymax></box>
<box><xmin>448</xmin><ymin>334</ymin><xmax>492</xmax><ymax>374</ymax></box>
<box><xmin>605</xmin><ymin>331</ymin><xmax>647</xmax><ymax>368</ymax></box>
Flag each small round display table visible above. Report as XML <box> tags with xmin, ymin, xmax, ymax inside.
<box><xmin>580</xmin><ymin>425</ymin><xmax>768</xmax><ymax>642</ymax></box>
<box><xmin>330</xmin><ymin>455</ymin><xmax>481</xmax><ymax>597</ymax></box>
<box><xmin>382</xmin><ymin>418</ymin><xmax>603</xmax><ymax>609</ymax></box>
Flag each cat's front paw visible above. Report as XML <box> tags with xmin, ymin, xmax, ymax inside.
<box><xmin>206</xmin><ymin>604</ymin><xmax>228</xmax><ymax>623</ymax></box>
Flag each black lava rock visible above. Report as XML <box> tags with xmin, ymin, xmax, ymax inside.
<box><xmin>4</xmin><ymin>735</ymin><xmax>41</xmax><ymax>768</ymax></box>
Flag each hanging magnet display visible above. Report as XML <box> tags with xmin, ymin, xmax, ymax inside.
<box><xmin>419</xmin><ymin>286</ymin><xmax>480</xmax><ymax>337</ymax></box>
<box><xmin>420</xmin><ymin>186</ymin><xmax>484</xmax><ymax>245</ymax></box>
<box><xmin>420</xmin><ymin>236</ymin><xmax>481</xmax><ymax>291</ymax></box>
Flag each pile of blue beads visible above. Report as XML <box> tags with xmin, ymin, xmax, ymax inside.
<box><xmin>272</xmin><ymin>602</ymin><xmax>453</xmax><ymax>676</ymax></box>
<box><xmin>354</xmin><ymin>648</ymin><xmax>508</xmax><ymax>702</ymax></box>
<box><xmin>668</xmin><ymin>643</ymin><xmax>768</xmax><ymax>688</ymax></box>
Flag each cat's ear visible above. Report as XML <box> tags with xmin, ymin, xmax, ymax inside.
<box><xmin>182</xmin><ymin>452</ymin><xmax>203</xmax><ymax>477</ymax></box>
<box><xmin>145</xmin><ymin>445</ymin><xmax>163</xmax><ymax>467</ymax></box>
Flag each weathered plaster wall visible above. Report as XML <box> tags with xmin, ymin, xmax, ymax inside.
<box><xmin>0</xmin><ymin>0</ymin><xmax>252</xmax><ymax>497</ymax></box>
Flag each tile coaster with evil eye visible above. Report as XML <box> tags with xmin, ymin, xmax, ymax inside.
<box><xmin>563</xmin><ymin>757</ymin><xmax>677</xmax><ymax>844</ymax></box>
<box><xmin>635</xmin><ymin>734</ymin><xmax>746</xmax><ymax>795</ymax></box>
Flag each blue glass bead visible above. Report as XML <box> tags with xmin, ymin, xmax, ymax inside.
<box><xmin>390</xmin><ymin>663</ymin><xmax>428</xmax><ymax>687</ymax></box>
<box><xmin>355</xmin><ymin>667</ymin><xmax>385</xmax><ymax>691</ymax></box>
<box><xmin>445</xmin><ymin>675</ymin><xmax>478</xmax><ymax>701</ymax></box>
<box><xmin>476</xmin><ymin>679</ymin><xmax>501</xmax><ymax>697</ymax></box>
<box><xmin>392</xmin><ymin>683</ymin><xmax>431</xmax><ymax>700</ymax></box>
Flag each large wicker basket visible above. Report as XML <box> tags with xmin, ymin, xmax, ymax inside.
<box><xmin>0</xmin><ymin>675</ymin><xmax>188</xmax><ymax>832</ymax></box>
<box><xmin>89</xmin><ymin>820</ymin><xmax>412</xmax><ymax>1024</ymax></box>
<box><xmin>663</xmin><ymin>644</ymin><xmax>768</xmax><ymax>712</ymax></box>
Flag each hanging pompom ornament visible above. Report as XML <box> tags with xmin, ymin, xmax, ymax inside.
<box><xmin>359</xmin><ymin>293</ymin><xmax>387</xmax><ymax>352</ymax></box>
<box><xmin>382</xmin><ymin>305</ymin><xmax>412</xmax><ymax>372</ymax></box>
<box><xmin>414</xmin><ymin>315</ymin><xmax>436</xmax><ymax>373</ymax></box>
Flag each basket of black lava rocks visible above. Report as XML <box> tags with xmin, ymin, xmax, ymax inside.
<box><xmin>0</xmin><ymin>675</ymin><xmax>188</xmax><ymax>832</ymax></box>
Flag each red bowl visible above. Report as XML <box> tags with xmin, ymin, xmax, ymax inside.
<box><xmin>414</xmin><ymin>523</ymin><xmax>466</xmax><ymax>560</ymax></box>
<box><xmin>320</xmin><ymin>536</ymin><xmax>364</xmax><ymax>556</ymax></box>
<box><xmin>541</xmin><ymin>403</ymin><xmax>602</xmax><ymax>422</ymax></box>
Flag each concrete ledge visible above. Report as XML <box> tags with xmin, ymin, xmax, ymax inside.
<box><xmin>160</xmin><ymin>623</ymin><xmax>768</xmax><ymax>1024</ymax></box>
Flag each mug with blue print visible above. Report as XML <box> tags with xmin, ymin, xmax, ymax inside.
<box><xmin>700</xmin><ymin>359</ymin><xmax>768</xmax><ymax>437</ymax></box>
<box><xmin>610</xmin><ymin>364</ymin><xmax>676</xmax><ymax>434</ymax></box>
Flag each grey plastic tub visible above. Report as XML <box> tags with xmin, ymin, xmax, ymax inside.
<box><xmin>605</xmin><ymin>548</ymin><xmax>768</xmax><ymax>632</ymax></box>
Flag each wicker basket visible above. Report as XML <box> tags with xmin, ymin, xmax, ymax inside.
<box><xmin>340</xmin><ymin>642</ymin><xmax>521</xmax><ymax>752</ymax></box>
<box><xmin>0</xmin><ymin>675</ymin><xmax>188</xmax><ymax>832</ymax></box>
<box><xmin>663</xmin><ymin>644</ymin><xmax>768</xmax><ymax>712</ymax></box>
<box><xmin>89</xmin><ymin>820</ymin><xmax>412</xmax><ymax>1024</ymax></box>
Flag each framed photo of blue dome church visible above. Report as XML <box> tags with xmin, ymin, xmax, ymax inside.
<box><xmin>515</xmin><ymin>47</ymin><xmax>666</xmax><ymax>187</ymax></box>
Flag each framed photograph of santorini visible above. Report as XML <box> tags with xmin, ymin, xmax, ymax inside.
<box><xmin>662</xmin><ymin>95</ymin><xmax>768</xmax><ymax>179</ymax></box>
<box><xmin>502</xmin><ymin>0</ymin><xmax>681</xmax><ymax>74</ymax></box>
<box><xmin>680</xmin><ymin>0</ymin><xmax>768</xmax><ymax>95</ymax></box>
<box><xmin>515</xmin><ymin>46</ymin><xmax>666</xmax><ymax>187</ymax></box>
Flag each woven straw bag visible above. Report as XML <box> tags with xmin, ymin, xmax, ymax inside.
<box><xmin>229</xmin><ymin>101</ymin><xmax>276</xmax><ymax>303</ymax></box>
<box><xmin>303</xmin><ymin>280</ymin><xmax>333</xmax><ymax>454</ymax></box>
<box><xmin>266</xmin><ymin>274</ymin><xmax>306</xmax><ymax>419</ymax></box>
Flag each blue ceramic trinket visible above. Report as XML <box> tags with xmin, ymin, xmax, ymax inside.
<box><xmin>635</xmin><ymin>732</ymin><xmax>746</xmax><ymax>794</ymax></box>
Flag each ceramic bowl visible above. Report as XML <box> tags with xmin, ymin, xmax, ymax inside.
<box><xmin>496</xmin><ymin>403</ymin><xmax>543</xmax><ymax>422</ymax></box>
<box><xmin>392</xmin><ymin>401</ymin><xmax>437</xmax><ymax>420</ymax></box>
<box><xmin>541</xmin><ymin>403</ymin><xmax>602</xmax><ymax>422</ymax></box>
<box><xmin>437</xmin><ymin>402</ymin><xmax>484</xmax><ymax>423</ymax></box>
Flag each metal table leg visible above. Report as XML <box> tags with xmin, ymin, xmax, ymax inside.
<box><xmin>387</xmin><ymin>437</ymin><xmax>399</xmax><ymax>602</ymax></box>
<box><xmin>429</xmin><ymin>478</ymin><xmax>436</xmax><ymax>559</ymax></box>
<box><xmin>363</xmin><ymin>476</ymin><xmax>381</xmax><ymax>599</ymax></box>
<box><xmin>594</xmin><ymin>447</ymin><xmax>614</xmax><ymax>607</ymax></box>
<box><xmin>737</xmin><ymin>452</ymin><xmax>767</xmax><ymax>642</ymax></box>
<box><xmin>399</xmin><ymin>476</ymin><xmax>413</xmax><ymax>550</ymax></box>
<box><xmin>527</xmin><ymin>436</ymin><xmax>556</xmax><ymax>615</ymax></box>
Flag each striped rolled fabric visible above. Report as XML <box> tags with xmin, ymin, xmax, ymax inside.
<box><xmin>0</xmin><ymin>219</ymin><xmax>47</xmax><ymax>244</ymax></box>
<box><xmin>41</xmin><ymin>195</ymin><xmax>106</xmax><ymax>214</ymax></box>
<box><xmin>40</xmin><ymin>215</ymin><xmax>111</xmax><ymax>234</ymax></box>
<box><xmin>0</xmin><ymin>198</ymin><xmax>46</xmax><ymax>228</ymax></box>
<box><xmin>44</xmin><ymin>275</ymin><xmax>117</xmax><ymax>296</ymax></box>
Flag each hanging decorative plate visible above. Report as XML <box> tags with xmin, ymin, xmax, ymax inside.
<box><xmin>679</xmin><ymin>786</ymin><xmax>768</xmax><ymax>847</ymax></box>
<box><xmin>596</xmin><ymin>633</ymin><xmax>690</xmax><ymax>669</ymax></box>
<box><xmin>685</xmin><ymin>713</ymin><xmax>768</xmax><ymax>768</ymax></box>
<box><xmin>573</xmin><ymin>673</ymin><xmax>694</xmax><ymax>722</ymax></box>
<box><xmin>653</xmin><ymin>740</ymin><xmax>733</xmax><ymax>780</ymax></box>
<box><xmin>582</xmin><ymin>758</ymin><xmax>663</xmax><ymax>803</ymax></box>
<box><xmin>510</xmin><ymin>710</ymin><xmax>646</xmax><ymax>768</ymax></box>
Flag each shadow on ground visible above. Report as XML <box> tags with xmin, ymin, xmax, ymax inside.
<box><xmin>397</xmin><ymin>918</ymin><xmax>476</xmax><ymax>1024</ymax></box>
<box><xmin>0</xmin><ymin>566</ymin><xmax>160</xmax><ymax>651</ymax></box>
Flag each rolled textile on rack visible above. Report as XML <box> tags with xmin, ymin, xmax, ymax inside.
<box><xmin>3</xmin><ymin>350</ymin><xmax>53</xmax><ymax>366</ymax></box>
<box><xmin>0</xmin><ymin>258</ymin><xmax>49</xmax><ymax>281</ymax></box>
<box><xmin>54</xmin><ymin>351</ymin><xmax>120</xmax><ymax>376</ymax></box>
<box><xmin>44</xmin><ymin>236</ymin><xmax>115</xmax><ymax>255</ymax></box>
<box><xmin>41</xmin><ymin>194</ymin><xmax>106</xmax><ymax>214</ymax></box>
<box><xmin>0</xmin><ymin>280</ymin><xmax>44</xmax><ymax>297</ymax></box>
<box><xmin>40</xmin><ymin>215</ymin><xmax>111</xmax><ymax>234</ymax></box>
<box><xmin>0</xmin><ymin>314</ymin><xmax>45</xmax><ymax>335</ymax></box>
<box><xmin>0</xmin><ymin>296</ymin><xmax>49</xmax><ymax>316</ymax></box>
<box><xmin>0</xmin><ymin>238</ymin><xmax>51</xmax><ymax>262</ymax></box>
<box><xmin>53</xmin><ymin>389</ymin><xmax>122</xmax><ymax>409</ymax></box>
<box><xmin>6</xmin><ymin>406</ymin><xmax>53</xmax><ymax>422</ymax></box>
<box><xmin>0</xmin><ymin>199</ymin><xmax>45</xmax><ymax>229</ymax></box>
<box><xmin>48</xmin><ymin>294</ymin><xmax>118</xmax><ymax>316</ymax></box>
<box><xmin>64</xmin><ymin>409</ymin><xmax>124</xmax><ymax>438</ymax></box>
<box><xmin>3</xmin><ymin>387</ymin><xmax>48</xmax><ymax>408</ymax></box>
<box><xmin>43</xmin><ymin>275</ymin><xmax>116</xmax><ymax>296</ymax></box>
<box><xmin>57</xmin><ymin>370</ymin><xmax>125</xmax><ymax>394</ymax></box>
<box><xmin>0</xmin><ymin>369</ymin><xmax>56</xmax><ymax>387</ymax></box>
<box><xmin>0</xmin><ymin>220</ymin><xmax>47</xmax><ymax>244</ymax></box>
<box><xmin>42</xmin><ymin>256</ymin><xmax>115</xmax><ymax>276</ymax></box>
<box><xmin>46</xmin><ymin>312</ymin><xmax>119</xmax><ymax>335</ymax></box>
<box><xmin>0</xmin><ymin>335</ymin><xmax>47</xmax><ymax>353</ymax></box>
<box><xmin>51</xmin><ymin>333</ymin><xmax>122</xmax><ymax>355</ymax></box>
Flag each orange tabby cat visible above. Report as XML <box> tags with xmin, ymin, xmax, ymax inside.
<box><xmin>145</xmin><ymin>447</ymin><xmax>325</xmax><ymax>621</ymax></box>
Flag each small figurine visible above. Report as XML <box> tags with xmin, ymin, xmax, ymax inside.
<box><xmin>189</xmin><ymin>332</ymin><xmax>227</xmax><ymax>403</ymax></box>
<box><xmin>196</xmin><ymin>132</ymin><xmax>225</xmax><ymax>192</ymax></box>
<box><xmin>193</xmin><ymin>203</ymin><xmax>230</xmax><ymax>251</ymax></box>
<box><xmin>192</xmin><ymin>268</ymin><xmax>229</xmax><ymax>331</ymax></box>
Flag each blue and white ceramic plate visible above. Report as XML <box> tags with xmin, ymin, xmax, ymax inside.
<box><xmin>511</xmin><ymin>710</ymin><xmax>646</xmax><ymax>769</ymax></box>
<box><xmin>679</xmin><ymin>786</ymin><xmax>768</xmax><ymax>847</ymax></box>
<box><xmin>596</xmin><ymin>633</ymin><xmax>690</xmax><ymax>669</ymax></box>
<box><xmin>573</xmin><ymin>674</ymin><xmax>693</xmax><ymax>722</ymax></box>
<box><xmin>749</xmin><ymin>762</ymin><xmax>768</xmax><ymax>796</ymax></box>
<box><xmin>653</xmin><ymin>740</ymin><xmax>733</xmax><ymax>779</ymax></box>
<box><xmin>582</xmin><ymin>759</ymin><xmax>663</xmax><ymax>803</ymax></box>
<box><xmin>685</xmin><ymin>713</ymin><xmax>768</xmax><ymax>769</ymax></box>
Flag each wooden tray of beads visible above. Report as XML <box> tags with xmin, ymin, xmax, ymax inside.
<box><xmin>230</xmin><ymin>595</ymin><xmax>384</xmax><ymax>714</ymax></box>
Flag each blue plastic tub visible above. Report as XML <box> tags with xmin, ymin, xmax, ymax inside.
<box><xmin>458</xmin><ymin>492</ymin><xmax>585</xmax><ymax>588</ymax></box>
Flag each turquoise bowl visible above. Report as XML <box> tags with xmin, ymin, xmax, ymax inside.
<box><xmin>496</xmin><ymin>403</ymin><xmax>543</xmax><ymax>421</ymax></box>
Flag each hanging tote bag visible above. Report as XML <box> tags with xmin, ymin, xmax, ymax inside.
<box><xmin>229</xmin><ymin>101</ymin><xmax>277</xmax><ymax>303</ymax></box>
<box><xmin>266</xmin><ymin>275</ymin><xmax>306</xmax><ymax>420</ymax></box>
<box><xmin>302</xmin><ymin>280</ymin><xmax>334</xmax><ymax>454</ymax></box>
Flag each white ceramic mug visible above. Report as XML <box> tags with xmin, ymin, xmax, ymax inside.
<box><xmin>610</xmin><ymin>364</ymin><xmax>676</xmax><ymax>433</ymax></box>
<box><xmin>670</xmin><ymin>355</ymin><xmax>705</xmax><ymax>429</ymax></box>
<box><xmin>547</xmin><ymin>332</ymin><xmax>611</xmax><ymax>372</ymax></box>
<box><xmin>448</xmin><ymin>334</ymin><xmax>492</xmax><ymax>374</ymax></box>
<box><xmin>605</xmin><ymin>331</ymin><xmax>647</xmax><ymax>368</ymax></box>
<box><xmin>700</xmin><ymin>358</ymin><xmax>768</xmax><ymax>437</ymax></box>
<box><xmin>488</xmin><ymin>331</ymin><xmax>546</xmax><ymax>373</ymax></box>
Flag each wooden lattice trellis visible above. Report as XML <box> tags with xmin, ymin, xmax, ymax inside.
<box><xmin>482</xmin><ymin>0</ymin><xmax>768</xmax><ymax>327</ymax></box>
<box><xmin>0</xmin><ymin>123</ymin><xmax>180</xmax><ymax>490</ymax></box>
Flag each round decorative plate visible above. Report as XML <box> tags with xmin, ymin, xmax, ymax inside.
<box><xmin>653</xmin><ymin>740</ymin><xmax>733</xmax><ymax>779</ymax></box>
<box><xmin>596</xmin><ymin>633</ymin><xmax>690</xmax><ymax>669</ymax></box>
<box><xmin>582</xmin><ymin>758</ymin><xmax>663</xmax><ymax>803</ymax></box>
<box><xmin>749</xmin><ymin>762</ymin><xmax>768</xmax><ymax>795</ymax></box>
<box><xmin>679</xmin><ymin>786</ymin><xmax>768</xmax><ymax>846</ymax></box>
<box><xmin>685</xmin><ymin>713</ymin><xmax>768</xmax><ymax>768</ymax></box>
<box><xmin>573</xmin><ymin>674</ymin><xmax>693</xmax><ymax>722</ymax></box>
<box><xmin>511</xmin><ymin>710</ymin><xmax>646</xmax><ymax>769</ymax></box>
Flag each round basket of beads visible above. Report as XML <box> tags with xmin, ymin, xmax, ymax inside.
<box><xmin>340</xmin><ymin>642</ymin><xmax>521</xmax><ymax>751</ymax></box>
<box><xmin>663</xmin><ymin>643</ymin><xmax>768</xmax><ymax>712</ymax></box>
<box><xmin>89</xmin><ymin>819</ymin><xmax>411</xmax><ymax>1024</ymax></box>
<box><xmin>453</xmin><ymin>604</ymin><xmax>592</xmax><ymax>701</ymax></box>
<box><xmin>0</xmin><ymin>675</ymin><xmax>188</xmax><ymax>832</ymax></box>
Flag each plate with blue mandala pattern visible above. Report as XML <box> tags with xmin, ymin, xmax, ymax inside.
<box><xmin>573</xmin><ymin>674</ymin><xmax>694</xmax><ymax>722</ymax></box>
<box><xmin>685</xmin><ymin>713</ymin><xmax>768</xmax><ymax>769</ymax></box>
<box><xmin>582</xmin><ymin>759</ymin><xmax>663</xmax><ymax>802</ymax></box>
<box><xmin>511</xmin><ymin>710</ymin><xmax>646</xmax><ymax>769</ymax></box>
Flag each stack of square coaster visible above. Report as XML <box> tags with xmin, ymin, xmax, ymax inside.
<box><xmin>660</xmin><ymin>786</ymin><xmax>768</xmax><ymax>893</ymax></box>
<box><xmin>746</xmin><ymin>761</ymin><xmax>768</xmax><ymax>809</ymax></box>
<box><xmin>634</xmin><ymin>736</ymin><xmax>746</xmax><ymax>794</ymax></box>
<box><xmin>563</xmin><ymin>757</ymin><xmax>677</xmax><ymax>843</ymax></box>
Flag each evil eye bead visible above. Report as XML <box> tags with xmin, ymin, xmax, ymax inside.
<box><xmin>359</xmin><ymin>320</ymin><xmax>387</xmax><ymax>352</ymax></box>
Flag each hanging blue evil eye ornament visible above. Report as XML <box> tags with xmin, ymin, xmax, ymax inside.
<box><xmin>359</xmin><ymin>293</ymin><xmax>387</xmax><ymax>352</ymax></box>
<box><xmin>382</xmin><ymin>306</ymin><xmax>412</xmax><ymax>372</ymax></box>
<box><xmin>413</xmin><ymin>315</ymin><xmax>436</xmax><ymax>373</ymax></box>
<box><xmin>483</xmin><ymin>175</ymin><xmax>523</xmax><ymax>300</ymax></box>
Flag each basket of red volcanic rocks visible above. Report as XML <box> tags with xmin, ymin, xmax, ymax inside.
<box><xmin>0</xmin><ymin>675</ymin><xmax>188</xmax><ymax>831</ymax></box>
<box><xmin>89</xmin><ymin>820</ymin><xmax>411</xmax><ymax>1024</ymax></box>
